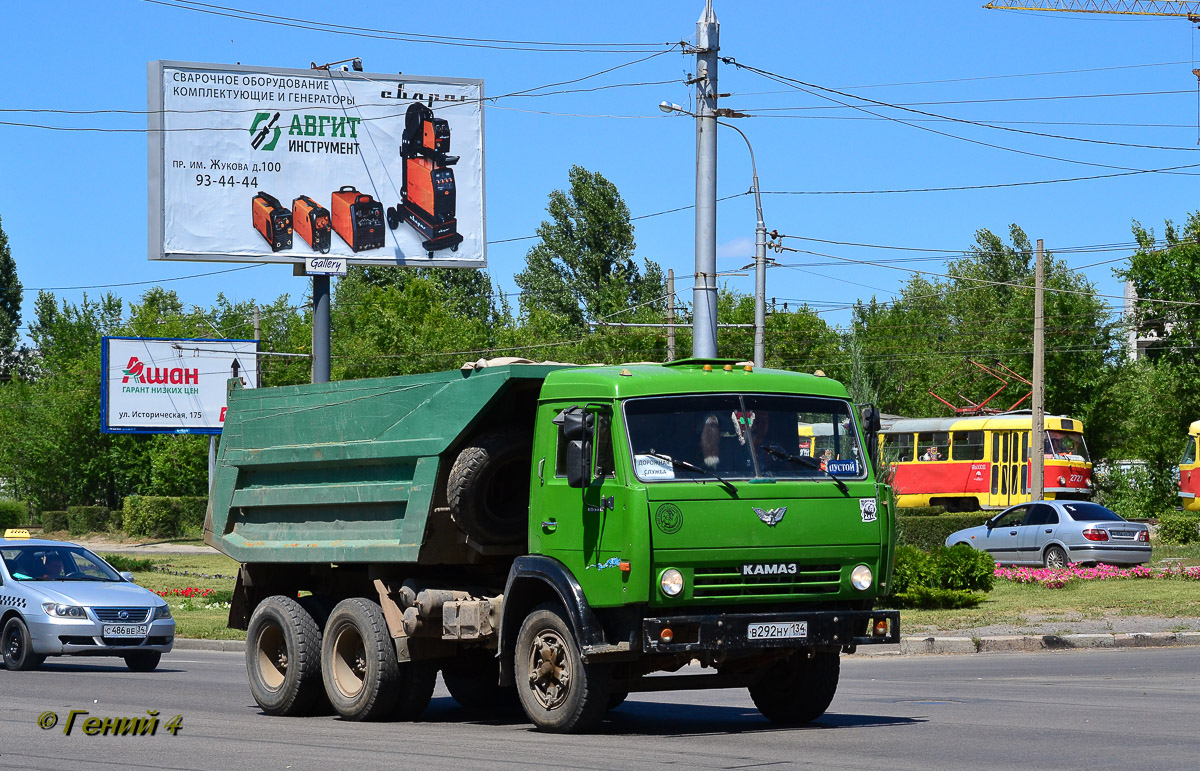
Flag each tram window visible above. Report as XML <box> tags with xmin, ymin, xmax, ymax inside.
<box><xmin>1183</xmin><ymin>438</ymin><xmax>1198</xmax><ymax>466</ymax></box>
<box><xmin>951</xmin><ymin>431</ymin><xmax>985</xmax><ymax>461</ymax></box>
<box><xmin>917</xmin><ymin>431</ymin><xmax>950</xmax><ymax>462</ymax></box>
<box><xmin>882</xmin><ymin>433</ymin><xmax>914</xmax><ymax>463</ymax></box>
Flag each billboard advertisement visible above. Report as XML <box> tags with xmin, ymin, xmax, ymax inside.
<box><xmin>101</xmin><ymin>337</ymin><xmax>258</xmax><ymax>434</ymax></box>
<box><xmin>148</xmin><ymin>61</ymin><xmax>485</xmax><ymax>268</ymax></box>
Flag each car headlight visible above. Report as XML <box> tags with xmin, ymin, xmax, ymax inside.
<box><xmin>850</xmin><ymin>564</ymin><xmax>874</xmax><ymax>591</ymax></box>
<box><xmin>660</xmin><ymin>568</ymin><xmax>684</xmax><ymax>597</ymax></box>
<box><xmin>42</xmin><ymin>603</ymin><xmax>87</xmax><ymax>618</ymax></box>
<box><xmin>153</xmin><ymin>604</ymin><xmax>172</xmax><ymax>620</ymax></box>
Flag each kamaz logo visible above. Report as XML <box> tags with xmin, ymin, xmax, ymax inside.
<box><xmin>742</xmin><ymin>563</ymin><xmax>798</xmax><ymax>576</ymax></box>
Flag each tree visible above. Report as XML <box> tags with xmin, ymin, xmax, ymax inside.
<box><xmin>515</xmin><ymin>166</ymin><xmax>664</xmax><ymax>329</ymax></box>
<box><xmin>1122</xmin><ymin>212</ymin><xmax>1200</xmax><ymax>364</ymax></box>
<box><xmin>0</xmin><ymin>215</ymin><xmax>22</xmax><ymax>376</ymax></box>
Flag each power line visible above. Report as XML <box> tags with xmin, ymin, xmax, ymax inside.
<box><xmin>26</xmin><ymin>264</ymin><xmax>265</xmax><ymax>292</ymax></box>
<box><xmin>739</xmin><ymin>88</ymin><xmax>1194</xmax><ymax>112</ymax></box>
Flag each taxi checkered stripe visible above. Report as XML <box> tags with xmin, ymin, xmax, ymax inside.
<box><xmin>0</xmin><ymin>595</ymin><xmax>27</xmax><ymax>609</ymax></box>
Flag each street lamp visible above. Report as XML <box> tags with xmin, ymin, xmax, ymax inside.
<box><xmin>660</xmin><ymin>101</ymin><xmax>768</xmax><ymax>367</ymax></box>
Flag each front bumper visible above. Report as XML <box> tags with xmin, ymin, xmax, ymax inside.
<box><xmin>27</xmin><ymin>616</ymin><xmax>175</xmax><ymax>656</ymax></box>
<box><xmin>642</xmin><ymin>609</ymin><xmax>900</xmax><ymax>654</ymax></box>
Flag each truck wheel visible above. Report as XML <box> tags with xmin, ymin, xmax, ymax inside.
<box><xmin>448</xmin><ymin>430</ymin><xmax>532</xmax><ymax>546</ymax></box>
<box><xmin>123</xmin><ymin>651</ymin><xmax>161</xmax><ymax>672</ymax></box>
<box><xmin>321</xmin><ymin>598</ymin><xmax>400</xmax><ymax>721</ymax></box>
<box><xmin>246</xmin><ymin>595</ymin><xmax>324</xmax><ymax>716</ymax></box>
<box><xmin>749</xmin><ymin>650</ymin><xmax>840</xmax><ymax>724</ymax></box>
<box><xmin>514</xmin><ymin>602</ymin><xmax>611</xmax><ymax>733</ymax></box>
<box><xmin>3</xmin><ymin>616</ymin><xmax>44</xmax><ymax>671</ymax></box>
<box><xmin>392</xmin><ymin>660</ymin><xmax>438</xmax><ymax>721</ymax></box>
<box><xmin>442</xmin><ymin>650</ymin><xmax>520</xmax><ymax>715</ymax></box>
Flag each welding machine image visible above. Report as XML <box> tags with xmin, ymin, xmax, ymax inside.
<box><xmin>386</xmin><ymin>102</ymin><xmax>464</xmax><ymax>255</ymax></box>
<box><xmin>293</xmin><ymin>195</ymin><xmax>332</xmax><ymax>254</ymax></box>
<box><xmin>251</xmin><ymin>191</ymin><xmax>293</xmax><ymax>252</ymax></box>
<box><xmin>331</xmin><ymin>185</ymin><xmax>386</xmax><ymax>252</ymax></box>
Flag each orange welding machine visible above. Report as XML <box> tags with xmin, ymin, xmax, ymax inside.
<box><xmin>293</xmin><ymin>195</ymin><xmax>331</xmax><ymax>254</ymax></box>
<box><xmin>386</xmin><ymin>103</ymin><xmax>464</xmax><ymax>255</ymax></box>
<box><xmin>330</xmin><ymin>186</ymin><xmax>385</xmax><ymax>252</ymax></box>
<box><xmin>251</xmin><ymin>191</ymin><xmax>292</xmax><ymax>252</ymax></box>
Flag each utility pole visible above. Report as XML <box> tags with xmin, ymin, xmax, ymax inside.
<box><xmin>692</xmin><ymin>0</ymin><xmax>719</xmax><ymax>358</ymax></box>
<box><xmin>253</xmin><ymin>303</ymin><xmax>261</xmax><ymax>388</ymax></box>
<box><xmin>1032</xmin><ymin>238</ymin><xmax>1045</xmax><ymax>501</ymax></box>
<box><xmin>667</xmin><ymin>269</ymin><xmax>676</xmax><ymax>361</ymax></box>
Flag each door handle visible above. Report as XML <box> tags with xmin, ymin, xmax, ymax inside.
<box><xmin>1009</xmin><ymin>530</ymin><xmax>1018</xmax><ymax>535</ymax></box>
<box><xmin>537</xmin><ymin>458</ymin><xmax>545</xmax><ymax>485</ymax></box>
<box><xmin>541</xmin><ymin>519</ymin><xmax>557</xmax><ymax>532</ymax></box>
<box><xmin>1044</xmin><ymin>528</ymin><xmax>1052</xmax><ymax>533</ymax></box>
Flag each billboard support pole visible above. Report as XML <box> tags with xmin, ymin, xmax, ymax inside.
<box><xmin>208</xmin><ymin>437</ymin><xmax>216</xmax><ymax>494</ymax></box>
<box><xmin>313</xmin><ymin>275</ymin><xmax>331</xmax><ymax>383</ymax></box>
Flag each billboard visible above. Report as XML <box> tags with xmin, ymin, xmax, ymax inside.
<box><xmin>148</xmin><ymin>61</ymin><xmax>485</xmax><ymax>268</ymax></box>
<box><xmin>101</xmin><ymin>337</ymin><xmax>258</xmax><ymax>434</ymax></box>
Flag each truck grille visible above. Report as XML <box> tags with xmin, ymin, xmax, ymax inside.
<box><xmin>693</xmin><ymin>564</ymin><xmax>841</xmax><ymax>599</ymax></box>
<box><xmin>92</xmin><ymin>607</ymin><xmax>151</xmax><ymax>623</ymax></box>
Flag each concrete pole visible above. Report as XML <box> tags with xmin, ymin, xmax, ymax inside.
<box><xmin>312</xmin><ymin>275</ymin><xmax>331</xmax><ymax>383</ymax></box>
<box><xmin>692</xmin><ymin>0</ymin><xmax>719</xmax><ymax>358</ymax></box>
<box><xmin>667</xmin><ymin>269</ymin><xmax>676</xmax><ymax>361</ymax></box>
<box><xmin>208</xmin><ymin>436</ymin><xmax>215</xmax><ymax>494</ymax></box>
<box><xmin>253</xmin><ymin>303</ymin><xmax>261</xmax><ymax>388</ymax></box>
<box><xmin>1032</xmin><ymin>238</ymin><xmax>1045</xmax><ymax>501</ymax></box>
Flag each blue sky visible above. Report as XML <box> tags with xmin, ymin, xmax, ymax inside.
<box><xmin>4</xmin><ymin>0</ymin><xmax>1200</xmax><ymax>349</ymax></box>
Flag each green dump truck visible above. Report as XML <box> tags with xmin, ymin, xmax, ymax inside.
<box><xmin>206</xmin><ymin>358</ymin><xmax>899</xmax><ymax>732</ymax></box>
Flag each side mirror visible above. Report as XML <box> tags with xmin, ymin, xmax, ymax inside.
<box><xmin>860</xmin><ymin>404</ymin><xmax>882</xmax><ymax>474</ymax></box>
<box><xmin>985</xmin><ymin>520</ymin><xmax>994</xmax><ymax>531</ymax></box>
<box><xmin>120</xmin><ymin>571</ymin><xmax>135</xmax><ymax>582</ymax></box>
<box><xmin>556</xmin><ymin>406</ymin><xmax>595</xmax><ymax>489</ymax></box>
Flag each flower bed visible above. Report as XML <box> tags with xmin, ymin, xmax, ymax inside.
<box><xmin>995</xmin><ymin>563</ymin><xmax>1200</xmax><ymax>589</ymax></box>
<box><xmin>156</xmin><ymin>587</ymin><xmax>216</xmax><ymax>599</ymax></box>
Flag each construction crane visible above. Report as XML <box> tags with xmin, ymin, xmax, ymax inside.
<box><xmin>983</xmin><ymin>1</ymin><xmax>1200</xmax><ymax>23</ymax></box>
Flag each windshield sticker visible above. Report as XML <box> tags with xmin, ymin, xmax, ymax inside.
<box><xmin>655</xmin><ymin>503</ymin><xmax>683</xmax><ymax>534</ymax></box>
<box><xmin>859</xmin><ymin>498</ymin><xmax>878</xmax><ymax>523</ymax></box>
<box><xmin>826</xmin><ymin>459</ymin><xmax>859</xmax><ymax>476</ymax></box>
<box><xmin>635</xmin><ymin>454</ymin><xmax>675</xmax><ymax>480</ymax></box>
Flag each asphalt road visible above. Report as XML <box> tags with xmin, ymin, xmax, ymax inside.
<box><xmin>3</xmin><ymin>647</ymin><xmax>1199</xmax><ymax>770</ymax></box>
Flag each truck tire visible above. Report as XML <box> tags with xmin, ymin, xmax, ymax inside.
<box><xmin>514</xmin><ymin>602</ymin><xmax>612</xmax><ymax>733</ymax></box>
<box><xmin>442</xmin><ymin>650</ymin><xmax>520</xmax><ymax>715</ymax></box>
<box><xmin>447</xmin><ymin>430</ymin><xmax>532</xmax><ymax>546</ymax></box>
<box><xmin>392</xmin><ymin>660</ymin><xmax>438</xmax><ymax>721</ymax></box>
<box><xmin>322</xmin><ymin>598</ymin><xmax>400</xmax><ymax>721</ymax></box>
<box><xmin>748</xmin><ymin>650</ymin><xmax>840</xmax><ymax>724</ymax></box>
<box><xmin>246</xmin><ymin>595</ymin><xmax>324</xmax><ymax>716</ymax></box>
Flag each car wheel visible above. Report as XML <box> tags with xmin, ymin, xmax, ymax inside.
<box><xmin>1044</xmin><ymin>545</ymin><xmax>1068</xmax><ymax>569</ymax></box>
<box><xmin>321</xmin><ymin>598</ymin><xmax>400</xmax><ymax>721</ymax></box>
<box><xmin>124</xmin><ymin>651</ymin><xmax>161</xmax><ymax>672</ymax></box>
<box><xmin>2</xmin><ymin>616</ymin><xmax>45</xmax><ymax>671</ymax></box>
<box><xmin>246</xmin><ymin>595</ymin><xmax>324</xmax><ymax>716</ymax></box>
<box><xmin>749</xmin><ymin>650</ymin><xmax>840</xmax><ymax>724</ymax></box>
<box><xmin>514</xmin><ymin>602</ymin><xmax>611</xmax><ymax>733</ymax></box>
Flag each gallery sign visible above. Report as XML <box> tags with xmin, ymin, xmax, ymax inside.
<box><xmin>148</xmin><ymin>61</ymin><xmax>485</xmax><ymax>268</ymax></box>
<box><xmin>101</xmin><ymin>337</ymin><xmax>258</xmax><ymax>434</ymax></box>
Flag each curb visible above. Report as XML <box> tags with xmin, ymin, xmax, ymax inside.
<box><xmin>172</xmin><ymin>638</ymin><xmax>246</xmax><ymax>653</ymax></box>
<box><xmin>858</xmin><ymin>631</ymin><xmax>1200</xmax><ymax>655</ymax></box>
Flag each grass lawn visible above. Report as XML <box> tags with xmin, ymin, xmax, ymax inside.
<box><xmin>99</xmin><ymin>552</ymin><xmax>245</xmax><ymax>641</ymax></box>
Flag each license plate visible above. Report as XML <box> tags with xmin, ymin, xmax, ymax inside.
<box><xmin>102</xmin><ymin>624</ymin><xmax>148</xmax><ymax>637</ymax></box>
<box><xmin>747</xmin><ymin>621</ymin><xmax>808</xmax><ymax>640</ymax></box>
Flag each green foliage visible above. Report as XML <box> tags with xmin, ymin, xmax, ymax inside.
<box><xmin>893</xmin><ymin>585</ymin><xmax>985</xmax><ymax>610</ymax></box>
<box><xmin>1156</xmin><ymin>512</ymin><xmax>1200</xmax><ymax>545</ymax></box>
<box><xmin>66</xmin><ymin>506</ymin><xmax>110</xmax><ymax>535</ymax></box>
<box><xmin>123</xmin><ymin>496</ymin><xmax>206</xmax><ymax>539</ymax></box>
<box><xmin>0</xmin><ymin>214</ymin><xmax>21</xmax><ymax>373</ymax></box>
<box><xmin>936</xmin><ymin>543</ymin><xmax>995</xmax><ymax>592</ymax></box>
<box><xmin>0</xmin><ymin>499</ymin><xmax>28</xmax><ymax>529</ymax></box>
<box><xmin>890</xmin><ymin>544</ymin><xmax>994</xmax><ymax>609</ymax></box>
<box><xmin>1092</xmin><ymin>462</ymin><xmax>1165</xmax><ymax>520</ymax></box>
<box><xmin>891</xmin><ymin>545</ymin><xmax>936</xmax><ymax>594</ymax></box>
<box><xmin>40</xmin><ymin>510</ymin><xmax>67</xmax><ymax>533</ymax></box>
<box><xmin>99</xmin><ymin>553</ymin><xmax>156</xmax><ymax>572</ymax></box>
<box><xmin>897</xmin><ymin>512</ymin><xmax>992</xmax><ymax>550</ymax></box>
<box><xmin>898</xmin><ymin>505</ymin><xmax>946</xmax><ymax>517</ymax></box>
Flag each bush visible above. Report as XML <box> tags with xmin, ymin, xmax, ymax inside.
<box><xmin>40</xmin><ymin>510</ymin><xmax>68</xmax><ymax>533</ymax></box>
<box><xmin>0</xmin><ymin>500</ymin><xmax>29</xmax><ymax>529</ymax></box>
<box><xmin>891</xmin><ymin>545</ymin><xmax>936</xmax><ymax>594</ymax></box>
<box><xmin>67</xmin><ymin>506</ymin><xmax>110</xmax><ymax>536</ymax></box>
<box><xmin>123</xmin><ymin>496</ymin><xmax>208</xmax><ymax>538</ymax></box>
<box><xmin>897</xmin><ymin>512</ymin><xmax>992</xmax><ymax>550</ymax></box>
<box><xmin>935</xmin><ymin>543</ymin><xmax>995</xmax><ymax>592</ymax></box>
<box><xmin>1156</xmin><ymin>511</ymin><xmax>1200</xmax><ymax>545</ymax></box>
<box><xmin>1093</xmin><ymin>462</ymin><xmax>1174</xmax><ymax>520</ymax></box>
<box><xmin>893</xmin><ymin>586</ymin><xmax>984</xmax><ymax>609</ymax></box>
<box><xmin>896</xmin><ymin>505</ymin><xmax>946</xmax><ymax>517</ymax></box>
<box><xmin>99</xmin><ymin>553</ymin><xmax>156</xmax><ymax>572</ymax></box>
<box><xmin>889</xmin><ymin>543</ymin><xmax>995</xmax><ymax>609</ymax></box>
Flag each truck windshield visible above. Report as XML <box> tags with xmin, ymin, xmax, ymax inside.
<box><xmin>624</xmin><ymin>393</ymin><xmax>865</xmax><ymax>482</ymax></box>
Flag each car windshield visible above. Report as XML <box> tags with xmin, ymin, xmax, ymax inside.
<box><xmin>0</xmin><ymin>545</ymin><xmax>122</xmax><ymax>582</ymax></box>
<box><xmin>1062</xmin><ymin>503</ymin><xmax>1124</xmax><ymax>523</ymax></box>
<box><xmin>624</xmin><ymin>393</ymin><xmax>865</xmax><ymax>482</ymax></box>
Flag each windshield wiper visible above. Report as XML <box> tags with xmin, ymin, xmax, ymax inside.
<box><xmin>645</xmin><ymin>453</ymin><xmax>738</xmax><ymax>496</ymax></box>
<box><xmin>763</xmin><ymin>447</ymin><xmax>850</xmax><ymax>495</ymax></box>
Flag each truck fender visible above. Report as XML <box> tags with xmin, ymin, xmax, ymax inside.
<box><xmin>497</xmin><ymin>555</ymin><xmax>606</xmax><ymax>686</ymax></box>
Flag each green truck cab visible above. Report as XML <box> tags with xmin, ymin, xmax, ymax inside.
<box><xmin>207</xmin><ymin>358</ymin><xmax>899</xmax><ymax>732</ymax></box>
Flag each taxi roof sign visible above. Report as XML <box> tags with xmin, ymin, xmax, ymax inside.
<box><xmin>3</xmin><ymin>528</ymin><xmax>31</xmax><ymax>539</ymax></box>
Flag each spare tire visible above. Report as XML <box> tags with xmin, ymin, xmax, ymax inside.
<box><xmin>448</xmin><ymin>430</ymin><xmax>532</xmax><ymax>546</ymax></box>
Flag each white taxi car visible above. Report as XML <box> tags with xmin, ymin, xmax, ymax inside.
<box><xmin>0</xmin><ymin>530</ymin><xmax>174</xmax><ymax>671</ymax></box>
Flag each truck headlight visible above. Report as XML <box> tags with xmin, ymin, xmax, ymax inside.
<box><xmin>850</xmin><ymin>565</ymin><xmax>873</xmax><ymax>591</ymax></box>
<box><xmin>153</xmin><ymin>604</ymin><xmax>172</xmax><ymax>620</ymax></box>
<box><xmin>42</xmin><ymin>603</ymin><xmax>87</xmax><ymax>618</ymax></box>
<box><xmin>660</xmin><ymin>568</ymin><xmax>684</xmax><ymax>597</ymax></box>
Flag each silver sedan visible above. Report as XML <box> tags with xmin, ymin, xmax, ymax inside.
<box><xmin>945</xmin><ymin>501</ymin><xmax>1151</xmax><ymax>568</ymax></box>
<box><xmin>1</xmin><ymin>534</ymin><xmax>174</xmax><ymax>671</ymax></box>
